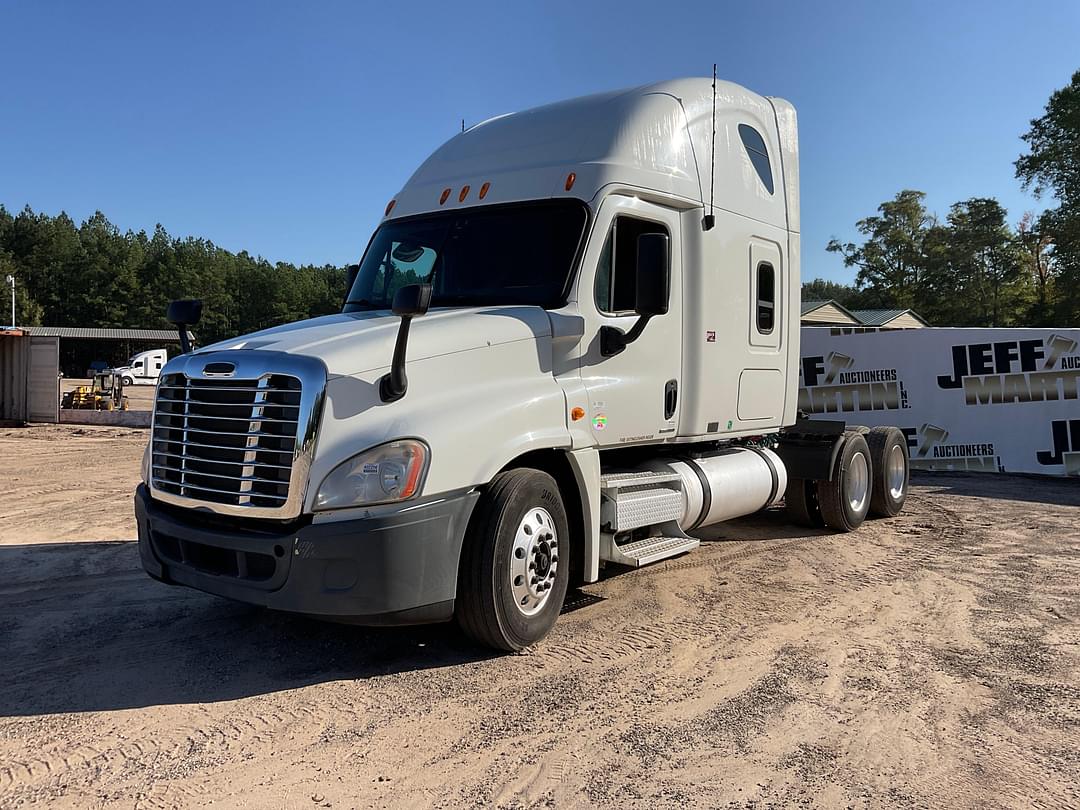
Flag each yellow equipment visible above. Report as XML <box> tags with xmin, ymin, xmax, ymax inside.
<box><xmin>61</xmin><ymin>372</ymin><xmax>130</xmax><ymax>411</ymax></box>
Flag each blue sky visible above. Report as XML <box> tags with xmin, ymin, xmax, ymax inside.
<box><xmin>1</xmin><ymin>1</ymin><xmax>1077</xmax><ymax>284</ymax></box>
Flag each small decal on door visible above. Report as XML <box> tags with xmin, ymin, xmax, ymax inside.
<box><xmin>592</xmin><ymin>414</ymin><xmax>608</xmax><ymax>431</ymax></box>
<box><xmin>706</xmin><ymin>331</ymin><xmax>716</xmax><ymax>343</ymax></box>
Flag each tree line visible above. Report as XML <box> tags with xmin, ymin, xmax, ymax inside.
<box><xmin>0</xmin><ymin>207</ymin><xmax>348</xmax><ymax>346</ymax></box>
<box><xmin>2</xmin><ymin>71</ymin><xmax>1078</xmax><ymax>336</ymax></box>
<box><xmin>809</xmin><ymin>70</ymin><xmax>1079</xmax><ymax>327</ymax></box>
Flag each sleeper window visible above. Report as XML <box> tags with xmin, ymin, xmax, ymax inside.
<box><xmin>738</xmin><ymin>124</ymin><xmax>774</xmax><ymax>195</ymax></box>
<box><xmin>594</xmin><ymin>216</ymin><xmax>670</xmax><ymax>314</ymax></box>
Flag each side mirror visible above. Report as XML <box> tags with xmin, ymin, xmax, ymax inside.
<box><xmin>380</xmin><ymin>284</ymin><xmax>433</xmax><ymax>402</ymax></box>
<box><xmin>344</xmin><ymin>264</ymin><xmax>360</xmax><ymax>296</ymax></box>
<box><xmin>167</xmin><ymin>299</ymin><xmax>203</xmax><ymax>354</ymax></box>
<box><xmin>634</xmin><ymin>233</ymin><xmax>670</xmax><ymax>316</ymax></box>
<box><xmin>391</xmin><ymin>283</ymin><xmax>433</xmax><ymax>317</ymax></box>
<box><xmin>599</xmin><ymin>233</ymin><xmax>671</xmax><ymax>357</ymax></box>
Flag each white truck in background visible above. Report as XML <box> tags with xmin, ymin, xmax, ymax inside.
<box><xmin>113</xmin><ymin>348</ymin><xmax>168</xmax><ymax>386</ymax></box>
<box><xmin>135</xmin><ymin>78</ymin><xmax>910</xmax><ymax>651</ymax></box>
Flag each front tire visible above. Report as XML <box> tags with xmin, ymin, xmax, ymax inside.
<box><xmin>122</xmin><ymin>376</ymin><xmax>133</xmax><ymax>386</ymax></box>
<box><xmin>455</xmin><ymin>469</ymin><xmax>570</xmax><ymax>651</ymax></box>
<box><xmin>816</xmin><ymin>431</ymin><xmax>872</xmax><ymax>532</ymax></box>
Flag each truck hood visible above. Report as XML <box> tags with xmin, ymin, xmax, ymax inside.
<box><xmin>197</xmin><ymin>306</ymin><xmax>554</xmax><ymax>378</ymax></box>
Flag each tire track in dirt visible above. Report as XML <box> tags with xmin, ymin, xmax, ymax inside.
<box><xmin>0</xmin><ymin>704</ymin><xmax>320</xmax><ymax>798</ymax></box>
<box><xmin>533</xmin><ymin>496</ymin><xmax>968</xmax><ymax>671</ymax></box>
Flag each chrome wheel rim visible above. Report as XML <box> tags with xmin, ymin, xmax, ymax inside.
<box><xmin>887</xmin><ymin>444</ymin><xmax>907</xmax><ymax>500</ymax></box>
<box><xmin>846</xmin><ymin>451</ymin><xmax>869</xmax><ymax>513</ymax></box>
<box><xmin>509</xmin><ymin>507</ymin><xmax>558</xmax><ymax>617</ymax></box>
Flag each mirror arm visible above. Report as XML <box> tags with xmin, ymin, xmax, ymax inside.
<box><xmin>599</xmin><ymin>314</ymin><xmax>653</xmax><ymax>357</ymax></box>
<box><xmin>379</xmin><ymin>315</ymin><xmax>414</xmax><ymax>402</ymax></box>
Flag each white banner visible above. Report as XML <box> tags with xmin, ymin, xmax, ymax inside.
<box><xmin>799</xmin><ymin>327</ymin><xmax>1080</xmax><ymax>476</ymax></box>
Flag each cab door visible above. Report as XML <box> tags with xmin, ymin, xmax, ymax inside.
<box><xmin>577</xmin><ymin>195</ymin><xmax>682</xmax><ymax>447</ymax></box>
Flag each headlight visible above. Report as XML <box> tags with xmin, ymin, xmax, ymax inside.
<box><xmin>141</xmin><ymin>442</ymin><xmax>151</xmax><ymax>485</ymax></box>
<box><xmin>313</xmin><ymin>439</ymin><xmax>430</xmax><ymax>511</ymax></box>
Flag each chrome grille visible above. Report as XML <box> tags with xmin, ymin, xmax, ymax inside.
<box><xmin>151</xmin><ymin>373</ymin><xmax>302</xmax><ymax>509</ymax></box>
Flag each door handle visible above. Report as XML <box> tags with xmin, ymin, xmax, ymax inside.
<box><xmin>664</xmin><ymin>379</ymin><xmax>678</xmax><ymax>420</ymax></box>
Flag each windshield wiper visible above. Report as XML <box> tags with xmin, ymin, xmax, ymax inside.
<box><xmin>344</xmin><ymin>298</ymin><xmax>385</xmax><ymax>309</ymax></box>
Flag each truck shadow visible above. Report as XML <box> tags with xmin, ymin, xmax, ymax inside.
<box><xmin>0</xmin><ymin>541</ymin><xmax>499</xmax><ymax>717</ymax></box>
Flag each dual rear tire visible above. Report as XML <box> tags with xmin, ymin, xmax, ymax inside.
<box><xmin>785</xmin><ymin>426</ymin><xmax>909</xmax><ymax>532</ymax></box>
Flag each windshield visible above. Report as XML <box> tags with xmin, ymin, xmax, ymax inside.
<box><xmin>343</xmin><ymin>200</ymin><xmax>587</xmax><ymax>312</ymax></box>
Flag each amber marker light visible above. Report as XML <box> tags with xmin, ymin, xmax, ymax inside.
<box><xmin>565</xmin><ymin>172</ymin><xmax>576</xmax><ymax>191</ymax></box>
<box><xmin>439</xmin><ymin>188</ymin><xmax>451</xmax><ymax>205</ymax></box>
<box><xmin>384</xmin><ymin>199</ymin><xmax>396</xmax><ymax>216</ymax></box>
<box><xmin>478</xmin><ymin>181</ymin><xmax>491</xmax><ymax>200</ymax></box>
<box><xmin>571</xmin><ymin>406</ymin><xmax>586</xmax><ymax>421</ymax></box>
<box><xmin>400</xmin><ymin>444</ymin><xmax>427</xmax><ymax>499</ymax></box>
<box><xmin>459</xmin><ymin>185</ymin><xmax>471</xmax><ymax>202</ymax></box>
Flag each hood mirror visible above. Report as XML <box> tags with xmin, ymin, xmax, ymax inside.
<box><xmin>380</xmin><ymin>283</ymin><xmax>433</xmax><ymax>402</ymax></box>
<box><xmin>167</xmin><ymin>299</ymin><xmax>203</xmax><ymax>354</ymax></box>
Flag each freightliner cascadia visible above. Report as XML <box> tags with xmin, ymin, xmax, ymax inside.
<box><xmin>136</xmin><ymin>78</ymin><xmax>910</xmax><ymax>650</ymax></box>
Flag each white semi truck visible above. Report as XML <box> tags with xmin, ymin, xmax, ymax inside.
<box><xmin>135</xmin><ymin>78</ymin><xmax>910</xmax><ymax>650</ymax></box>
<box><xmin>113</xmin><ymin>348</ymin><xmax>168</xmax><ymax>386</ymax></box>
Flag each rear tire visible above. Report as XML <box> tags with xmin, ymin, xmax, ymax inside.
<box><xmin>455</xmin><ymin>469</ymin><xmax>570</xmax><ymax>651</ymax></box>
<box><xmin>785</xmin><ymin>477</ymin><xmax>825</xmax><ymax>528</ymax></box>
<box><xmin>816</xmin><ymin>431</ymin><xmax>872</xmax><ymax>532</ymax></box>
<box><xmin>866</xmin><ymin>426</ymin><xmax>909</xmax><ymax>517</ymax></box>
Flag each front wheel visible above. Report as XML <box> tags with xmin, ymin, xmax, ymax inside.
<box><xmin>455</xmin><ymin>468</ymin><xmax>570</xmax><ymax>651</ymax></box>
<box><xmin>121</xmin><ymin>376</ymin><xmax>133</xmax><ymax>386</ymax></box>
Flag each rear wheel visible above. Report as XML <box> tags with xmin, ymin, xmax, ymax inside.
<box><xmin>455</xmin><ymin>468</ymin><xmax>570</xmax><ymax>651</ymax></box>
<box><xmin>816</xmin><ymin>431</ymin><xmax>872</xmax><ymax>532</ymax></box>
<box><xmin>866</xmin><ymin>426</ymin><xmax>909</xmax><ymax>517</ymax></box>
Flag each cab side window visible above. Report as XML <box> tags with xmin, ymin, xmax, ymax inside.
<box><xmin>756</xmin><ymin>262</ymin><xmax>775</xmax><ymax>333</ymax></box>
<box><xmin>594</xmin><ymin>216</ymin><xmax>670</xmax><ymax>314</ymax></box>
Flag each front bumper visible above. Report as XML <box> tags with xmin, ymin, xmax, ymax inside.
<box><xmin>135</xmin><ymin>484</ymin><xmax>479</xmax><ymax>625</ymax></box>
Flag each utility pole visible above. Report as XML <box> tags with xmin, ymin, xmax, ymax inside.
<box><xmin>4</xmin><ymin>275</ymin><xmax>13</xmax><ymax>328</ymax></box>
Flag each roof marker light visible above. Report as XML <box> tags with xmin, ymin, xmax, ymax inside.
<box><xmin>565</xmin><ymin>172</ymin><xmax>576</xmax><ymax>192</ymax></box>
<box><xmin>439</xmin><ymin>188</ymin><xmax>451</xmax><ymax>205</ymax></box>
<box><xmin>384</xmin><ymin>199</ymin><xmax>396</xmax><ymax>216</ymax></box>
<box><xmin>478</xmin><ymin>181</ymin><xmax>491</xmax><ymax>200</ymax></box>
<box><xmin>459</xmin><ymin>185</ymin><xmax>471</xmax><ymax>203</ymax></box>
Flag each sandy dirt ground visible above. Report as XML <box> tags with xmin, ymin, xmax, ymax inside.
<box><xmin>0</xmin><ymin>424</ymin><xmax>1078</xmax><ymax>809</ymax></box>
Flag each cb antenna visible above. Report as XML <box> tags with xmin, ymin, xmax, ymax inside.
<box><xmin>702</xmin><ymin>63</ymin><xmax>717</xmax><ymax>231</ymax></box>
<box><xmin>461</xmin><ymin>118</ymin><xmax>465</xmax><ymax>133</ymax></box>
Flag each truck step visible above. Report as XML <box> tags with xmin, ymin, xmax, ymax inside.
<box><xmin>601</xmin><ymin>535</ymin><xmax>700</xmax><ymax>567</ymax></box>
<box><xmin>600</xmin><ymin>470</ymin><xmax>683</xmax><ymax>489</ymax></box>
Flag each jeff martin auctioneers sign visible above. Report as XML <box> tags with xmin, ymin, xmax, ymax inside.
<box><xmin>799</xmin><ymin>327</ymin><xmax>1080</xmax><ymax>476</ymax></box>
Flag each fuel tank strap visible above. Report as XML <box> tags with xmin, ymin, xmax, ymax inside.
<box><xmin>678</xmin><ymin>456</ymin><xmax>712</xmax><ymax>531</ymax></box>
<box><xmin>746</xmin><ymin>446</ymin><xmax>780</xmax><ymax>506</ymax></box>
